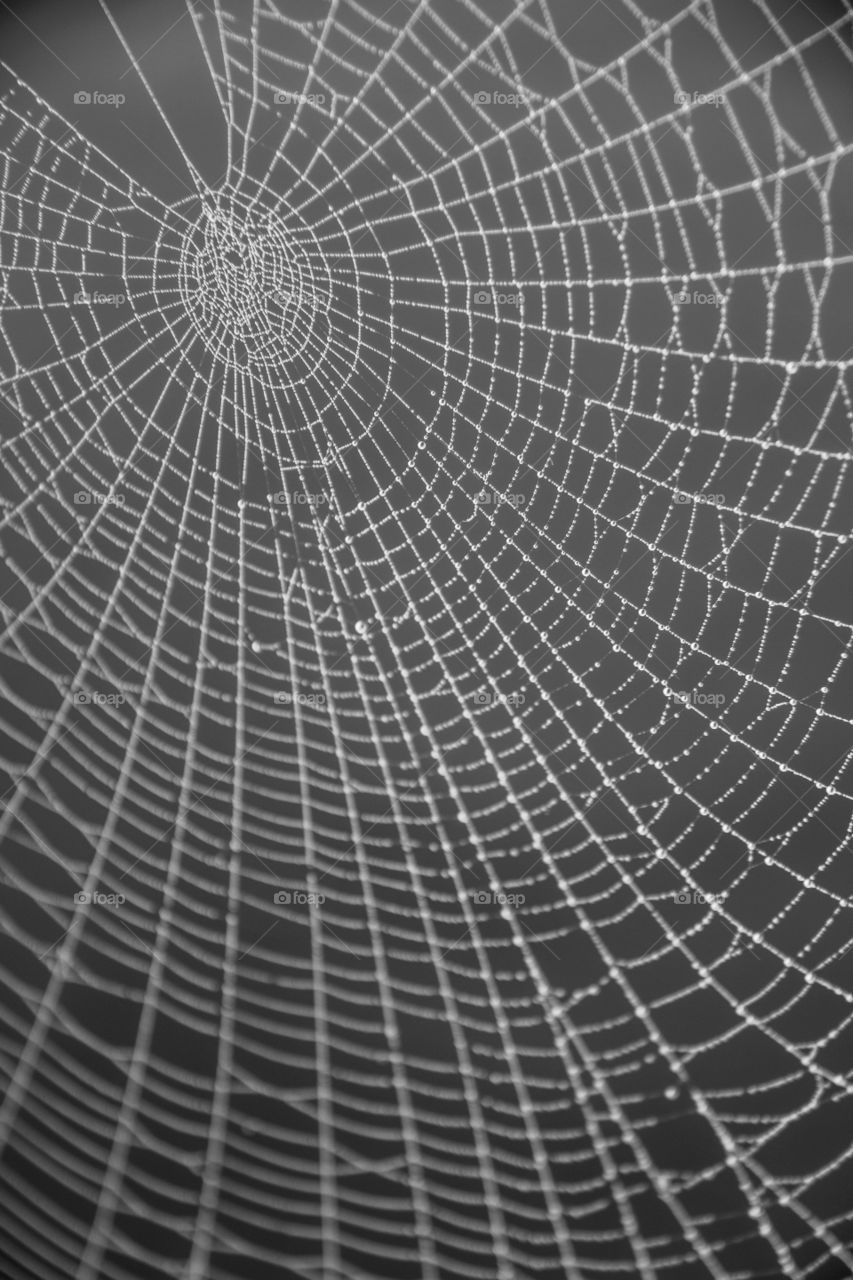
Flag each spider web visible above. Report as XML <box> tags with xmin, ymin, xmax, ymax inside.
<box><xmin>1</xmin><ymin>0</ymin><xmax>853</xmax><ymax>1277</ymax></box>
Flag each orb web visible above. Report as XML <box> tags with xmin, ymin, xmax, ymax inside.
<box><xmin>179</xmin><ymin>193</ymin><xmax>335</xmax><ymax>386</ymax></box>
<box><xmin>1</xmin><ymin>1</ymin><xmax>853</xmax><ymax>1278</ymax></box>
